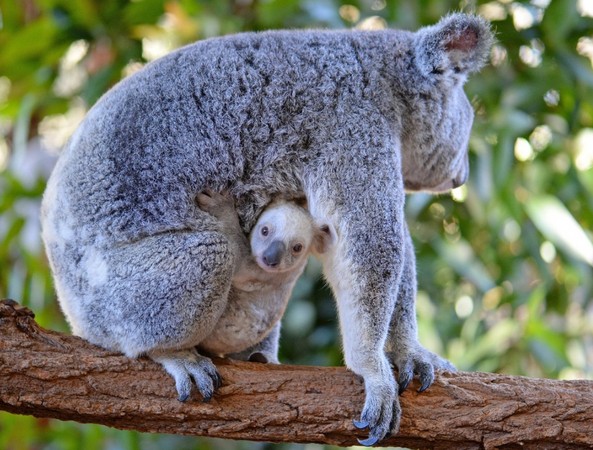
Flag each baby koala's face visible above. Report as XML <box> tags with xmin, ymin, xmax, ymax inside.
<box><xmin>250</xmin><ymin>202</ymin><xmax>315</xmax><ymax>273</ymax></box>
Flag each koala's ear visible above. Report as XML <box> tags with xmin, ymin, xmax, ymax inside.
<box><xmin>313</xmin><ymin>223</ymin><xmax>336</xmax><ymax>255</ymax></box>
<box><xmin>293</xmin><ymin>196</ymin><xmax>308</xmax><ymax>209</ymax></box>
<box><xmin>414</xmin><ymin>13</ymin><xmax>494</xmax><ymax>78</ymax></box>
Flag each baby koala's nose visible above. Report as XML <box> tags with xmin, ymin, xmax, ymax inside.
<box><xmin>263</xmin><ymin>240</ymin><xmax>286</xmax><ymax>267</ymax></box>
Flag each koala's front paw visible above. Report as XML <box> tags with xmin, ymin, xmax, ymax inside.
<box><xmin>150</xmin><ymin>348</ymin><xmax>222</xmax><ymax>402</ymax></box>
<box><xmin>353</xmin><ymin>361</ymin><xmax>400</xmax><ymax>446</ymax></box>
<box><xmin>353</xmin><ymin>356</ymin><xmax>401</xmax><ymax>446</ymax></box>
<box><xmin>387</xmin><ymin>345</ymin><xmax>456</xmax><ymax>394</ymax></box>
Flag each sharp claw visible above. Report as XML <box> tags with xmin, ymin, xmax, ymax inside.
<box><xmin>398</xmin><ymin>374</ymin><xmax>412</xmax><ymax>394</ymax></box>
<box><xmin>357</xmin><ymin>435</ymin><xmax>380</xmax><ymax>446</ymax></box>
<box><xmin>352</xmin><ymin>419</ymin><xmax>369</xmax><ymax>429</ymax></box>
<box><xmin>397</xmin><ymin>361</ymin><xmax>413</xmax><ymax>394</ymax></box>
<box><xmin>418</xmin><ymin>382</ymin><xmax>430</xmax><ymax>393</ymax></box>
<box><xmin>215</xmin><ymin>372</ymin><xmax>223</xmax><ymax>389</ymax></box>
<box><xmin>398</xmin><ymin>382</ymin><xmax>409</xmax><ymax>395</ymax></box>
<box><xmin>418</xmin><ymin>369</ymin><xmax>434</xmax><ymax>393</ymax></box>
<box><xmin>202</xmin><ymin>390</ymin><xmax>213</xmax><ymax>402</ymax></box>
<box><xmin>178</xmin><ymin>392</ymin><xmax>190</xmax><ymax>402</ymax></box>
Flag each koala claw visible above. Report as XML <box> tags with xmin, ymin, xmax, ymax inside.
<box><xmin>150</xmin><ymin>349</ymin><xmax>222</xmax><ymax>402</ymax></box>
<box><xmin>388</xmin><ymin>345</ymin><xmax>456</xmax><ymax>395</ymax></box>
<box><xmin>355</xmin><ymin>376</ymin><xmax>400</xmax><ymax>446</ymax></box>
<box><xmin>396</xmin><ymin>359</ymin><xmax>434</xmax><ymax>394</ymax></box>
<box><xmin>214</xmin><ymin>371</ymin><xmax>223</xmax><ymax>388</ymax></box>
<box><xmin>353</xmin><ymin>418</ymin><xmax>391</xmax><ymax>445</ymax></box>
<box><xmin>352</xmin><ymin>419</ymin><xmax>369</xmax><ymax>430</ymax></box>
<box><xmin>358</xmin><ymin>435</ymin><xmax>381</xmax><ymax>447</ymax></box>
<box><xmin>417</xmin><ymin>361</ymin><xmax>435</xmax><ymax>393</ymax></box>
<box><xmin>397</xmin><ymin>368</ymin><xmax>413</xmax><ymax>395</ymax></box>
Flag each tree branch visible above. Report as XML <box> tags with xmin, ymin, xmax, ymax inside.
<box><xmin>0</xmin><ymin>299</ymin><xmax>591</xmax><ymax>449</ymax></box>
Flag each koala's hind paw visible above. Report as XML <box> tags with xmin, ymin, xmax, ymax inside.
<box><xmin>227</xmin><ymin>349</ymin><xmax>280</xmax><ymax>364</ymax></box>
<box><xmin>150</xmin><ymin>348</ymin><xmax>222</xmax><ymax>402</ymax></box>
<box><xmin>354</xmin><ymin>372</ymin><xmax>400</xmax><ymax>446</ymax></box>
<box><xmin>387</xmin><ymin>346</ymin><xmax>456</xmax><ymax>394</ymax></box>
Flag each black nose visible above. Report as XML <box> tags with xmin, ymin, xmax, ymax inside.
<box><xmin>262</xmin><ymin>240</ymin><xmax>285</xmax><ymax>267</ymax></box>
<box><xmin>452</xmin><ymin>172</ymin><xmax>468</xmax><ymax>188</ymax></box>
<box><xmin>452</xmin><ymin>156</ymin><xmax>469</xmax><ymax>188</ymax></box>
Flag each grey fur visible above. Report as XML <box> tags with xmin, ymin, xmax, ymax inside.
<box><xmin>41</xmin><ymin>13</ymin><xmax>492</xmax><ymax>444</ymax></box>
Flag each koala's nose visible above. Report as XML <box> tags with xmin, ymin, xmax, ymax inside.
<box><xmin>452</xmin><ymin>172</ymin><xmax>468</xmax><ymax>188</ymax></box>
<box><xmin>262</xmin><ymin>240</ymin><xmax>285</xmax><ymax>267</ymax></box>
<box><xmin>452</xmin><ymin>156</ymin><xmax>469</xmax><ymax>188</ymax></box>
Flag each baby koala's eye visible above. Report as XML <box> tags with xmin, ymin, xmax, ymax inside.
<box><xmin>293</xmin><ymin>243</ymin><xmax>303</xmax><ymax>253</ymax></box>
<box><xmin>261</xmin><ymin>226</ymin><xmax>269</xmax><ymax>237</ymax></box>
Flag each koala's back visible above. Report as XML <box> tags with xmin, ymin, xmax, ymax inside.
<box><xmin>43</xmin><ymin>30</ymin><xmax>409</xmax><ymax>244</ymax></box>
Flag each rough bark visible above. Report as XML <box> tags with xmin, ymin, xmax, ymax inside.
<box><xmin>0</xmin><ymin>299</ymin><xmax>592</xmax><ymax>449</ymax></box>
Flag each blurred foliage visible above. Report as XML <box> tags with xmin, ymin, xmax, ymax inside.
<box><xmin>1</xmin><ymin>0</ymin><xmax>593</xmax><ymax>448</ymax></box>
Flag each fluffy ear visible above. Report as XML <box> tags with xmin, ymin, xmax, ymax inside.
<box><xmin>313</xmin><ymin>223</ymin><xmax>336</xmax><ymax>255</ymax></box>
<box><xmin>293</xmin><ymin>196</ymin><xmax>308</xmax><ymax>209</ymax></box>
<box><xmin>414</xmin><ymin>13</ymin><xmax>494</xmax><ymax>78</ymax></box>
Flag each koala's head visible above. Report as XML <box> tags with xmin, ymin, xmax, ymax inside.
<box><xmin>399</xmin><ymin>13</ymin><xmax>493</xmax><ymax>193</ymax></box>
<box><xmin>250</xmin><ymin>200</ymin><xmax>333</xmax><ymax>273</ymax></box>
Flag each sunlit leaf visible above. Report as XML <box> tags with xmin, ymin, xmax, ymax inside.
<box><xmin>541</xmin><ymin>0</ymin><xmax>579</xmax><ymax>44</ymax></box>
<box><xmin>556</xmin><ymin>51</ymin><xmax>593</xmax><ymax>87</ymax></box>
<box><xmin>432</xmin><ymin>237</ymin><xmax>496</xmax><ymax>292</ymax></box>
<box><xmin>457</xmin><ymin>319</ymin><xmax>520</xmax><ymax>370</ymax></box>
<box><xmin>0</xmin><ymin>18</ymin><xmax>58</xmax><ymax>68</ymax></box>
<box><xmin>525</xmin><ymin>195</ymin><xmax>593</xmax><ymax>266</ymax></box>
<box><xmin>124</xmin><ymin>0</ymin><xmax>166</xmax><ymax>26</ymax></box>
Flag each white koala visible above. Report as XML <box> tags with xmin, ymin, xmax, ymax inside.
<box><xmin>197</xmin><ymin>191</ymin><xmax>332</xmax><ymax>364</ymax></box>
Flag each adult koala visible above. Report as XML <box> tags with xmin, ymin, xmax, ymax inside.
<box><xmin>41</xmin><ymin>13</ymin><xmax>492</xmax><ymax>445</ymax></box>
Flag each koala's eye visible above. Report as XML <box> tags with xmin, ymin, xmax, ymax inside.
<box><xmin>261</xmin><ymin>226</ymin><xmax>269</xmax><ymax>237</ymax></box>
<box><xmin>293</xmin><ymin>243</ymin><xmax>303</xmax><ymax>253</ymax></box>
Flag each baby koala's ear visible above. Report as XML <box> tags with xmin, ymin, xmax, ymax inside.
<box><xmin>313</xmin><ymin>223</ymin><xmax>336</xmax><ymax>255</ymax></box>
<box><xmin>414</xmin><ymin>13</ymin><xmax>494</xmax><ymax>78</ymax></box>
<box><xmin>293</xmin><ymin>196</ymin><xmax>308</xmax><ymax>209</ymax></box>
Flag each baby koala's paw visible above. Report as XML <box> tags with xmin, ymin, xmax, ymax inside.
<box><xmin>197</xmin><ymin>190</ymin><xmax>235</xmax><ymax>218</ymax></box>
<box><xmin>149</xmin><ymin>348</ymin><xmax>222</xmax><ymax>402</ymax></box>
<box><xmin>387</xmin><ymin>344</ymin><xmax>456</xmax><ymax>395</ymax></box>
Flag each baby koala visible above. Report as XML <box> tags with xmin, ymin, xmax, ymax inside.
<box><xmin>197</xmin><ymin>191</ymin><xmax>332</xmax><ymax>364</ymax></box>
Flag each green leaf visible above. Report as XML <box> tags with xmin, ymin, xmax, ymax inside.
<box><xmin>54</xmin><ymin>0</ymin><xmax>99</xmax><ymax>30</ymax></box>
<box><xmin>556</xmin><ymin>50</ymin><xmax>593</xmax><ymax>87</ymax></box>
<box><xmin>457</xmin><ymin>319</ymin><xmax>519</xmax><ymax>370</ymax></box>
<box><xmin>432</xmin><ymin>237</ymin><xmax>496</xmax><ymax>292</ymax></box>
<box><xmin>0</xmin><ymin>18</ymin><xmax>58</xmax><ymax>69</ymax></box>
<box><xmin>12</xmin><ymin>94</ymin><xmax>37</xmax><ymax>160</ymax></box>
<box><xmin>541</xmin><ymin>0</ymin><xmax>579</xmax><ymax>43</ymax></box>
<box><xmin>123</xmin><ymin>0</ymin><xmax>166</xmax><ymax>26</ymax></box>
<box><xmin>525</xmin><ymin>195</ymin><xmax>593</xmax><ymax>266</ymax></box>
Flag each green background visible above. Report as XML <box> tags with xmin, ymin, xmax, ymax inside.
<box><xmin>1</xmin><ymin>0</ymin><xmax>592</xmax><ymax>448</ymax></box>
